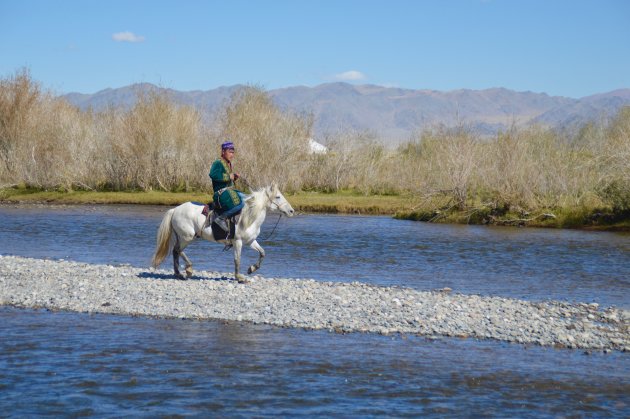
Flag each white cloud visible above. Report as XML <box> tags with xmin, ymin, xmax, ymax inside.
<box><xmin>333</xmin><ymin>70</ymin><xmax>367</xmax><ymax>81</ymax></box>
<box><xmin>112</xmin><ymin>31</ymin><xmax>145</xmax><ymax>43</ymax></box>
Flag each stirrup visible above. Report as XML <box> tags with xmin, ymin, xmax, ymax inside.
<box><xmin>223</xmin><ymin>243</ymin><xmax>233</xmax><ymax>251</ymax></box>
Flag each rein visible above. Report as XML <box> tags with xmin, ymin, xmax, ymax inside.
<box><xmin>258</xmin><ymin>213</ymin><xmax>282</xmax><ymax>242</ymax></box>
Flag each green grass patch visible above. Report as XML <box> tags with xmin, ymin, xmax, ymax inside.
<box><xmin>0</xmin><ymin>188</ymin><xmax>211</xmax><ymax>206</ymax></box>
<box><xmin>288</xmin><ymin>190</ymin><xmax>416</xmax><ymax>215</ymax></box>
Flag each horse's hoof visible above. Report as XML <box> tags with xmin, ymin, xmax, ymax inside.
<box><xmin>247</xmin><ymin>265</ymin><xmax>256</xmax><ymax>274</ymax></box>
<box><xmin>236</xmin><ymin>274</ymin><xmax>249</xmax><ymax>284</ymax></box>
<box><xmin>185</xmin><ymin>267</ymin><xmax>193</xmax><ymax>278</ymax></box>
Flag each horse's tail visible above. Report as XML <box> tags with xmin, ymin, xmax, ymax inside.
<box><xmin>152</xmin><ymin>208</ymin><xmax>175</xmax><ymax>268</ymax></box>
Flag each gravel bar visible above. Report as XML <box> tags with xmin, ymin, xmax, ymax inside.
<box><xmin>1</xmin><ymin>255</ymin><xmax>628</xmax><ymax>352</ymax></box>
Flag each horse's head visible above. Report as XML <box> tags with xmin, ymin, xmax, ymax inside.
<box><xmin>265</xmin><ymin>183</ymin><xmax>295</xmax><ymax>217</ymax></box>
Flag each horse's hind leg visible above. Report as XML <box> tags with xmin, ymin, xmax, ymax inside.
<box><xmin>176</xmin><ymin>235</ymin><xmax>195</xmax><ymax>278</ymax></box>
<box><xmin>173</xmin><ymin>247</ymin><xmax>183</xmax><ymax>280</ymax></box>
<box><xmin>180</xmin><ymin>251</ymin><xmax>193</xmax><ymax>278</ymax></box>
<box><xmin>173</xmin><ymin>239</ymin><xmax>194</xmax><ymax>280</ymax></box>
<box><xmin>172</xmin><ymin>236</ymin><xmax>187</xmax><ymax>280</ymax></box>
<box><xmin>247</xmin><ymin>240</ymin><xmax>265</xmax><ymax>275</ymax></box>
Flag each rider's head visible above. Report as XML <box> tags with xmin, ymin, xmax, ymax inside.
<box><xmin>221</xmin><ymin>141</ymin><xmax>235</xmax><ymax>161</ymax></box>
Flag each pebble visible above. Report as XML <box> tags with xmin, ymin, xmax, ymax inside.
<box><xmin>0</xmin><ymin>255</ymin><xmax>628</xmax><ymax>352</ymax></box>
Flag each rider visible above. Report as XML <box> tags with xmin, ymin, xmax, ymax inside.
<box><xmin>209</xmin><ymin>141</ymin><xmax>246</xmax><ymax>231</ymax></box>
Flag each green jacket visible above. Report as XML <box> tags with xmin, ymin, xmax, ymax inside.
<box><xmin>209</xmin><ymin>158</ymin><xmax>242</xmax><ymax>210</ymax></box>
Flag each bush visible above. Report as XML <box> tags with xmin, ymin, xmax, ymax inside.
<box><xmin>599</xmin><ymin>180</ymin><xmax>630</xmax><ymax>212</ymax></box>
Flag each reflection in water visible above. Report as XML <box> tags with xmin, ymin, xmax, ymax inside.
<box><xmin>0</xmin><ymin>204</ymin><xmax>629</xmax><ymax>307</ymax></box>
<box><xmin>1</xmin><ymin>308</ymin><xmax>628</xmax><ymax>417</ymax></box>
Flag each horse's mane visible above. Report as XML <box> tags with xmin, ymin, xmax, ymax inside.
<box><xmin>239</xmin><ymin>187</ymin><xmax>269</xmax><ymax>227</ymax></box>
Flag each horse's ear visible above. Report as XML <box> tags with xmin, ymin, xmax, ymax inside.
<box><xmin>271</xmin><ymin>181</ymin><xmax>278</xmax><ymax>191</ymax></box>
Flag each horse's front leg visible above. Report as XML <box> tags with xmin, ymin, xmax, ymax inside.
<box><xmin>247</xmin><ymin>240</ymin><xmax>265</xmax><ymax>275</ymax></box>
<box><xmin>233</xmin><ymin>239</ymin><xmax>248</xmax><ymax>283</ymax></box>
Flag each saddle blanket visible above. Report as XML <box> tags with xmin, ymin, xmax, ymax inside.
<box><xmin>191</xmin><ymin>201</ymin><xmax>211</xmax><ymax>216</ymax></box>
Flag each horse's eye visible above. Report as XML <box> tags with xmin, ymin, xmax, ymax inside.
<box><xmin>276</xmin><ymin>196</ymin><xmax>281</xmax><ymax>200</ymax></box>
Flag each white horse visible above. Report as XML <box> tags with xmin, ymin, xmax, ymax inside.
<box><xmin>151</xmin><ymin>184</ymin><xmax>294</xmax><ymax>283</ymax></box>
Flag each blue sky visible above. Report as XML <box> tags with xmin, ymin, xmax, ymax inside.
<box><xmin>1</xmin><ymin>0</ymin><xmax>628</xmax><ymax>97</ymax></box>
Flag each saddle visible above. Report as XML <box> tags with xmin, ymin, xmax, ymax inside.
<box><xmin>193</xmin><ymin>201</ymin><xmax>238</xmax><ymax>240</ymax></box>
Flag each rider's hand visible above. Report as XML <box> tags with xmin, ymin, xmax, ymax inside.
<box><xmin>233</xmin><ymin>173</ymin><xmax>240</xmax><ymax>181</ymax></box>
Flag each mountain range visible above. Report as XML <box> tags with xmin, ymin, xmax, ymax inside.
<box><xmin>62</xmin><ymin>83</ymin><xmax>630</xmax><ymax>143</ymax></box>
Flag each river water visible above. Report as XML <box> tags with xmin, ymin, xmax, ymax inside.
<box><xmin>1</xmin><ymin>204</ymin><xmax>629</xmax><ymax>416</ymax></box>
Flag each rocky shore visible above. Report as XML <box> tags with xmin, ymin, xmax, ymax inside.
<box><xmin>1</xmin><ymin>255</ymin><xmax>628</xmax><ymax>352</ymax></box>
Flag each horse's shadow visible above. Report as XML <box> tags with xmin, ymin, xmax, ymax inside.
<box><xmin>137</xmin><ymin>271</ymin><xmax>234</xmax><ymax>282</ymax></box>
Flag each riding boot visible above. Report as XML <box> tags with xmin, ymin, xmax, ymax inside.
<box><xmin>214</xmin><ymin>215</ymin><xmax>229</xmax><ymax>232</ymax></box>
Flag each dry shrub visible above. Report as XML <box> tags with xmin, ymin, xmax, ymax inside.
<box><xmin>351</xmin><ymin>134</ymin><xmax>395</xmax><ymax>195</ymax></box>
<box><xmin>302</xmin><ymin>131</ymin><xmax>394</xmax><ymax>194</ymax></box>
<box><xmin>302</xmin><ymin>132</ymin><xmax>357</xmax><ymax>192</ymax></box>
<box><xmin>0</xmin><ymin>71</ymin><xmax>211</xmax><ymax>191</ymax></box>
<box><xmin>474</xmin><ymin>125</ymin><xmax>606</xmax><ymax>211</ymax></box>
<box><xmin>0</xmin><ymin>68</ymin><xmax>44</xmax><ymax>185</ymax></box>
<box><xmin>397</xmin><ymin>123</ymin><xmax>618</xmax><ymax>213</ymax></box>
<box><xmin>401</xmin><ymin>127</ymin><xmax>481</xmax><ymax>209</ymax></box>
<box><xmin>0</xmin><ymin>68</ymin><xmax>95</xmax><ymax>189</ymax></box>
<box><xmin>219</xmin><ymin>86</ymin><xmax>311</xmax><ymax>191</ymax></box>
<box><xmin>105</xmin><ymin>90</ymin><xmax>207</xmax><ymax>191</ymax></box>
<box><xmin>481</xmin><ymin>126</ymin><xmax>568</xmax><ymax>209</ymax></box>
<box><xmin>595</xmin><ymin>107</ymin><xmax>630</xmax><ymax>210</ymax></box>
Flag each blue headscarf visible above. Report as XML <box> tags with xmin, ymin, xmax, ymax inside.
<box><xmin>221</xmin><ymin>141</ymin><xmax>235</xmax><ymax>150</ymax></box>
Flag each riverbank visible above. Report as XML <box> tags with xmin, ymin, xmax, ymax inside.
<box><xmin>1</xmin><ymin>256</ymin><xmax>628</xmax><ymax>351</ymax></box>
<box><xmin>395</xmin><ymin>205</ymin><xmax>630</xmax><ymax>231</ymax></box>
<box><xmin>1</xmin><ymin>187</ymin><xmax>628</xmax><ymax>230</ymax></box>
<box><xmin>0</xmin><ymin>187</ymin><xmax>413</xmax><ymax>214</ymax></box>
